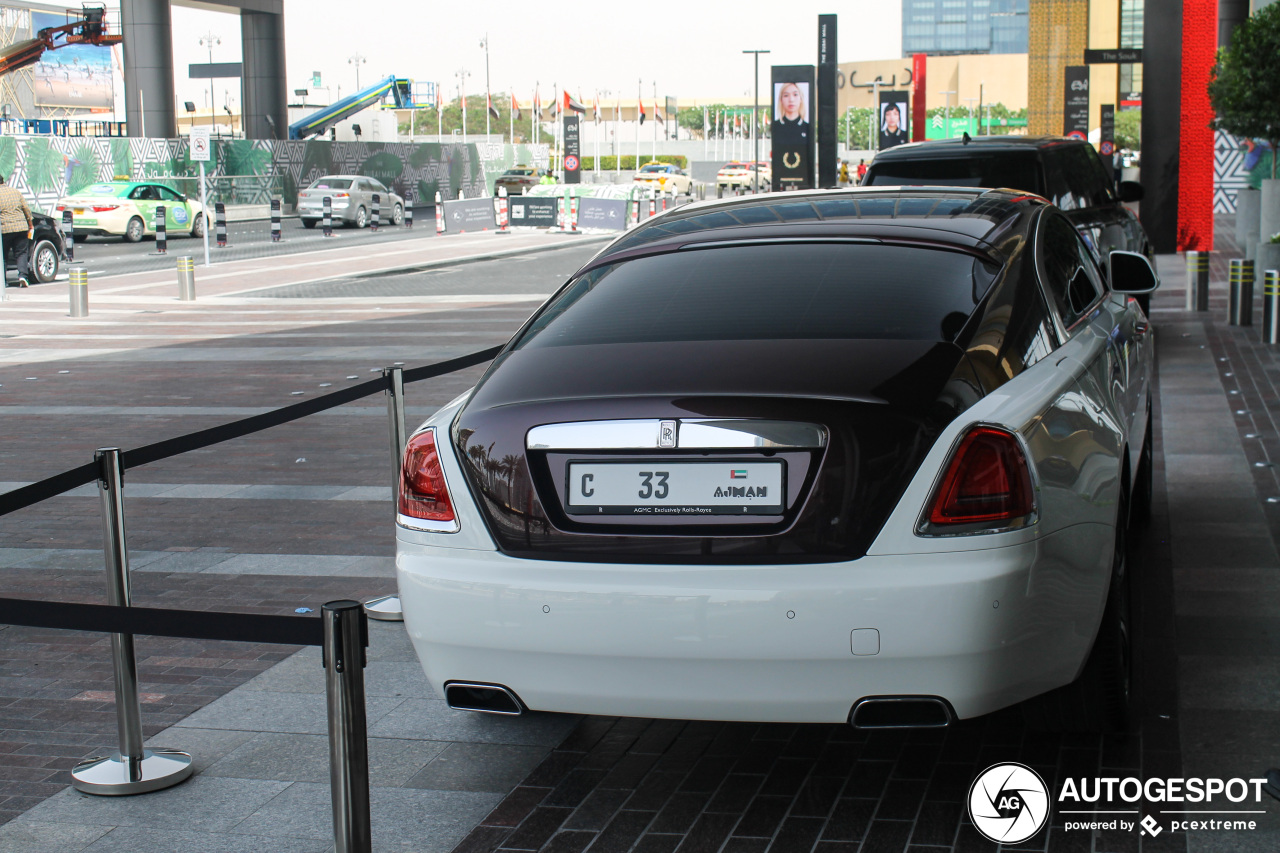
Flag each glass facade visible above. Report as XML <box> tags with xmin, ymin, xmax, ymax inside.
<box><xmin>902</xmin><ymin>0</ymin><xmax>1029</xmax><ymax>56</ymax></box>
<box><xmin>1118</xmin><ymin>0</ymin><xmax>1144</xmax><ymax>97</ymax></box>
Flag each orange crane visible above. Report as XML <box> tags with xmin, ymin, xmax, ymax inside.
<box><xmin>0</xmin><ymin>5</ymin><xmax>121</xmax><ymax>77</ymax></box>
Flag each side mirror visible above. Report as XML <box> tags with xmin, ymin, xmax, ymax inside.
<box><xmin>1118</xmin><ymin>181</ymin><xmax>1144</xmax><ymax>203</ymax></box>
<box><xmin>1109</xmin><ymin>250</ymin><xmax>1159</xmax><ymax>294</ymax></box>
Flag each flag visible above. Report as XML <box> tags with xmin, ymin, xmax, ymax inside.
<box><xmin>638</xmin><ymin>98</ymin><xmax>646</xmax><ymax>125</ymax></box>
<box><xmin>510</xmin><ymin>92</ymin><xmax>522</xmax><ymax>121</ymax></box>
<box><xmin>487</xmin><ymin>91</ymin><xmax>499</xmax><ymax>121</ymax></box>
<box><xmin>655</xmin><ymin>101</ymin><xmax>664</xmax><ymax>122</ymax></box>
<box><xmin>564</xmin><ymin>90</ymin><xmax>586</xmax><ymax>114</ymax></box>
<box><xmin>435</xmin><ymin>82</ymin><xmax>442</xmax><ymax>111</ymax></box>
<box><xmin>592</xmin><ymin>92</ymin><xmax>600</xmax><ymax>122</ymax></box>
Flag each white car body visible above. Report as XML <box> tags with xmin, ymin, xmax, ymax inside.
<box><xmin>396</xmin><ymin>190</ymin><xmax>1155</xmax><ymax>726</ymax></box>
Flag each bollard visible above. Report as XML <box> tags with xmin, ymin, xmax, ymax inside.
<box><xmin>322</xmin><ymin>196</ymin><xmax>334</xmax><ymax>237</ymax></box>
<box><xmin>365</xmin><ymin>366</ymin><xmax>406</xmax><ymax>622</ymax></box>
<box><xmin>495</xmin><ymin>186</ymin><xmax>510</xmax><ymax>234</ymax></box>
<box><xmin>61</xmin><ymin>209</ymin><xmax>77</xmax><ymax>264</ymax></box>
<box><xmin>270</xmin><ymin>198</ymin><xmax>282</xmax><ymax>243</ymax></box>
<box><xmin>717</xmin><ymin>183</ymin><xmax>724</xmax><ymax>199</ymax></box>
<box><xmin>70</xmin><ymin>448</ymin><xmax>193</xmax><ymax>795</ymax></box>
<box><xmin>1264</xmin><ymin>270</ymin><xmax>1280</xmax><ymax>345</ymax></box>
<box><xmin>404</xmin><ymin>204</ymin><xmax>413</xmax><ymax>229</ymax></box>
<box><xmin>215</xmin><ymin>202</ymin><xmax>228</xmax><ymax>248</ymax></box>
<box><xmin>152</xmin><ymin>205</ymin><xmax>167</xmax><ymax>255</ymax></box>
<box><xmin>630</xmin><ymin>195</ymin><xmax>640</xmax><ymax>227</ymax></box>
<box><xmin>176</xmin><ymin>256</ymin><xmax>196</xmax><ymax>301</ymax></box>
<box><xmin>323</xmin><ymin>601</ymin><xmax>372</xmax><ymax>853</ymax></box>
<box><xmin>1185</xmin><ymin>250</ymin><xmax>1210</xmax><ymax>311</ymax></box>
<box><xmin>1229</xmin><ymin>258</ymin><xmax>1255</xmax><ymax>327</ymax></box>
<box><xmin>370</xmin><ymin>194</ymin><xmax>380</xmax><ymax>231</ymax></box>
<box><xmin>434</xmin><ymin>192</ymin><xmax>444</xmax><ymax>233</ymax></box>
<box><xmin>68</xmin><ymin>267</ymin><xmax>88</xmax><ymax>317</ymax></box>
<box><xmin>661</xmin><ymin>192</ymin><xmax>668</xmax><ymax>213</ymax></box>
<box><xmin>646</xmin><ymin>189</ymin><xmax>654</xmax><ymax>219</ymax></box>
<box><xmin>569</xmin><ymin>195</ymin><xmax>579</xmax><ymax>232</ymax></box>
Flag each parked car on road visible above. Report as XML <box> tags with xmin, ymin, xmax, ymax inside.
<box><xmin>4</xmin><ymin>211</ymin><xmax>64</xmax><ymax>283</ymax></box>
<box><xmin>633</xmin><ymin>162</ymin><xmax>692</xmax><ymax>195</ymax></box>
<box><xmin>716</xmin><ymin>160</ymin><xmax>769</xmax><ymax>191</ymax></box>
<box><xmin>862</xmin><ymin>136</ymin><xmax>1152</xmax><ymax>266</ymax></box>
<box><xmin>296</xmin><ymin>175</ymin><xmax>404</xmax><ymax>229</ymax></box>
<box><xmin>56</xmin><ymin>181</ymin><xmax>207</xmax><ymax>242</ymax></box>
<box><xmin>396</xmin><ymin>186</ymin><xmax>1160</xmax><ymax>733</ymax></box>
<box><xmin>495</xmin><ymin>166</ymin><xmax>551</xmax><ymax>196</ymax></box>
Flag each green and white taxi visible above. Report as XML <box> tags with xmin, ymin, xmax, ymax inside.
<box><xmin>56</xmin><ymin>181</ymin><xmax>208</xmax><ymax>242</ymax></box>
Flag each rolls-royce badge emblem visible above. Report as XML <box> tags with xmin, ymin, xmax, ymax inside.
<box><xmin>658</xmin><ymin>420</ymin><xmax>677</xmax><ymax>448</ymax></box>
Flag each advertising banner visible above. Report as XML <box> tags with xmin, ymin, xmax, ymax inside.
<box><xmin>508</xmin><ymin>195</ymin><xmax>558</xmax><ymax>227</ymax></box>
<box><xmin>577</xmin><ymin>197</ymin><xmax>627</xmax><ymax>231</ymax></box>
<box><xmin>1100</xmin><ymin>104</ymin><xmax>1116</xmax><ymax>160</ymax></box>
<box><xmin>912</xmin><ymin>54</ymin><xmax>927</xmax><ymax>142</ymax></box>
<box><xmin>31</xmin><ymin>11</ymin><xmax>113</xmax><ymax>110</ymax></box>
<box><xmin>1063</xmin><ymin>66</ymin><xmax>1089</xmax><ymax>140</ymax></box>
<box><xmin>770</xmin><ymin>65</ymin><xmax>815</xmax><ymax>191</ymax></box>
<box><xmin>441</xmin><ymin>197</ymin><xmax>496</xmax><ymax>232</ymax></box>
<box><xmin>878</xmin><ymin>91</ymin><xmax>910</xmax><ymax>150</ymax></box>
<box><xmin>817</xmin><ymin>15</ymin><xmax>837</xmax><ymax>188</ymax></box>
<box><xmin>563</xmin><ymin>115</ymin><xmax>581</xmax><ymax>184</ymax></box>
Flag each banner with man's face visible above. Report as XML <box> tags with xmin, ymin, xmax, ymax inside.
<box><xmin>770</xmin><ymin>65</ymin><xmax>815</xmax><ymax>190</ymax></box>
<box><xmin>878</xmin><ymin>91</ymin><xmax>910</xmax><ymax>150</ymax></box>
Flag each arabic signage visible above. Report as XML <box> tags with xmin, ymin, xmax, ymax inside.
<box><xmin>1063</xmin><ymin>66</ymin><xmax>1089</xmax><ymax>140</ymax></box>
<box><xmin>563</xmin><ymin>115</ymin><xmax>581</xmax><ymax>184</ymax></box>
<box><xmin>577</xmin><ymin>197</ymin><xmax>627</xmax><ymax>231</ymax></box>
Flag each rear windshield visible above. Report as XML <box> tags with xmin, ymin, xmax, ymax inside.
<box><xmin>865</xmin><ymin>153</ymin><xmax>1043</xmax><ymax>195</ymax></box>
<box><xmin>513</xmin><ymin>244</ymin><xmax>998</xmax><ymax>349</ymax></box>
<box><xmin>309</xmin><ymin>178</ymin><xmax>352</xmax><ymax>189</ymax></box>
<box><xmin>640</xmin><ymin>164</ymin><xmax>669</xmax><ymax>173</ymax></box>
<box><xmin>504</xmin><ymin>168</ymin><xmax>534</xmax><ymax>176</ymax></box>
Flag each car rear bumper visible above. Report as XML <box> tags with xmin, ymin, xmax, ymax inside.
<box><xmin>397</xmin><ymin>524</ymin><xmax>1111</xmax><ymax>723</ymax></box>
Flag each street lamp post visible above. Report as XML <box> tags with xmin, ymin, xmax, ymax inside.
<box><xmin>348</xmin><ymin>54</ymin><xmax>366</xmax><ymax>91</ymax></box>
<box><xmin>197</xmin><ymin>31</ymin><xmax>220</xmax><ymax>133</ymax></box>
<box><xmin>962</xmin><ymin>97</ymin><xmax>978</xmax><ymax>136</ymax></box>
<box><xmin>939</xmin><ymin>90</ymin><xmax>956</xmax><ymax>139</ymax></box>
<box><xmin>479</xmin><ymin>35</ymin><xmax>490</xmax><ymax>140</ymax></box>
<box><xmin>743</xmin><ymin>49</ymin><xmax>770</xmax><ymax>194</ymax></box>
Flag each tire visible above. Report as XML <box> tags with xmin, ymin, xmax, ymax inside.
<box><xmin>1023</xmin><ymin>492</ymin><xmax>1132</xmax><ymax>733</ymax></box>
<box><xmin>191</xmin><ymin>212</ymin><xmax>206</xmax><ymax>238</ymax></box>
<box><xmin>123</xmin><ymin>216</ymin><xmax>144</xmax><ymax>243</ymax></box>
<box><xmin>31</xmin><ymin>239</ymin><xmax>58</xmax><ymax>283</ymax></box>
<box><xmin>392</xmin><ymin>204</ymin><xmax>404</xmax><ymax>226</ymax></box>
<box><xmin>1130</xmin><ymin>403</ymin><xmax>1154</xmax><ymax>528</ymax></box>
<box><xmin>301</xmin><ymin>218</ymin><xmax>317</xmax><ymax>229</ymax></box>
<box><xmin>352</xmin><ymin>206</ymin><xmax>367</xmax><ymax>229</ymax></box>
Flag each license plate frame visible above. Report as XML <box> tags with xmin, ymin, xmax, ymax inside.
<box><xmin>566</xmin><ymin>459</ymin><xmax>785</xmax><ymax>516</ymax></box>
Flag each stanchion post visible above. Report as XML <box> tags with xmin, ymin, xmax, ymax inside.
<box><xmin>1264</xmin><ymin>269</ymin><xmax>1280</xmax><ymax>345</ymax></box>
<box><xmin>370</xmin><ymin>194</ymin><xmax>380</xmax><ymax>232</ymax></box>
<box><xmin>1229</xmin><ymin>258</ymin><xmax>1254</xmax><ymax>327</ymax></box>
<box><xmin>270</xmin><ymin>198</ymin><xmax>282</xmax><ymax>243</ymax></box>
<box><xmin>69</xmin><ymin>267</ymin><xmax>88</xmax><ymax>317</ymax></box>
<box><xmin>61</xmin><ymin>209</ymin><xmax>77</xmax><ymax>264</ymax></box>
<box><xmin>70</xmin><ymin>448</ymin><xmax>192</xmax><ymax>795</ymax></box>
<box><xmin>215</xmin><ymin>202</ymin><xmax>228</xmax><ymax>248</ymax></box>
<box><xmin>404</xmin><ymin>192</ymin><xmax>414</xmax><ymax>229</ymax></box>
<box><xmin>364</xmin><ymin>367</ymin><xmax>405</xmax><ymax>622</ymax></box>
<box><xmin>323</xmin><ymin>601</ymin><xmax>372</xmax><ymax>853</ymax></box>
<box><xmin>153</xmin><ymin>205</ymin><xmax>167</xmax><ymax>255</ymax></box>
<box><xmin>176</xmin><ymin>256</ymin><xmax>196</xmax><ymax>301</ymax></box>
<box><xmin>434</xmin><ymin>191</ymin><xmax>444</xmax><ymax>233</ymax></box>
<box><xmin>1186</xmin><ymin>250</ymin><xmax>1210</xmax><ymax>311</ymax></box>
<box><xmin>323</xmin><ymin>196</ymin><xmax>333</xmax><ymax>238</ymax></box>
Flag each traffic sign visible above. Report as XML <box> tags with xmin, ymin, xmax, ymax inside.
<box><xmin>1100</xmin><ymin>140</ymin><xmax>1115</xmax><ymax>156</ymax></box>
<box><xmin>564</xmin><ymin>154</ymin><xmax>579</xmax><ymax>171</ymax></box>
<box><xmin>190</xmin><ymin>127</ymin><xmax>212</xmax><ymax>162</ymax></box>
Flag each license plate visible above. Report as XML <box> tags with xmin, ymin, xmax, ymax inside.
<box><xmin>567</xmin><ymin>461</ymin><xmax>784</xmax><ymax>515</ymax></box>
<box><xmin>73</xmin><ymin>208</ymin><xmax>85</xmax><ymax>214</ymax></box>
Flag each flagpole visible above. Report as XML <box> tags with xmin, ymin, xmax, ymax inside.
<box><xmin>481</xmin><ymin>34</ymin><xmax>490</xmax><ymax>140</ymax></box>
<box><xmin>651</xmin><ymin>82</ymin><xmax>657</xmax><ymax>163</ymax></box>
<box><xmin>615</xmin><ymin>99</ymin><xmax>620</xmax><ymax>173</ymax></box>
<box><xmin>437</xmin><ymin>82</ymin><xmax>442</xmax><ymax>139</ymax></box>
<box><xmin>533</xmin><ymin>83</ymin><xmax>538</xmax><ymax>146</ymax></box>
<box><xmin>635</xmin><ymin>79</ymin><xmax>641</xmax><ymax>174</ymax></box>
<box><xmin>509</xmin><ymin>90</ymin><xmax>514</xmax><ymax>144</ymax></box>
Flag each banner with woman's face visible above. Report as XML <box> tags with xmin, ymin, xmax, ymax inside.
<box><xmin>770</xmin><ymin>65</ymin><xmax>815</xmax><ymax>190</ymax></box>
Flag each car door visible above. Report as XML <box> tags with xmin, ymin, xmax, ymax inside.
<box><xmin>128</xmin><ymin>184</ymin><xmax>159</xmax><ymax>231</ymax></box>
<box><xmin>155</xmin><ymin>185</ymin><xmax>192</xmax><ymax>232</ymax></box>
<box><xmin>1059</xmin><ymin>144</ymin><xmax>1131</xmax><ymax>263</ymax></box>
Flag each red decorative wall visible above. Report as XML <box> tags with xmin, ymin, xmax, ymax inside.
<box><xmin>1179</xmin><ymin>0</ymin><xmax>1217</xmax><ymax>251</ymax></box>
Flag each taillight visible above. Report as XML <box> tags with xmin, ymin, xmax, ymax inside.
<box><xmin>56</xmin><ymin>205</ymin><xmax>65</xmax><ymax>211</ymax></box>
<box><xmin>91</xmin><ymin>205</ymin><xmax>119</xmax><ymax>212</ymax></box>
<box><xmin>398</xmin><ymin>428</ymin><xmax>458</xmax><ymax>530</ymax></box>
<box><xmin>925</xmin><ymin>426</ymin><xmax>1034</xmax><ymax>530</ymax></box>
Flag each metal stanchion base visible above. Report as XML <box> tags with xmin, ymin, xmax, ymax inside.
<box><xmin>363</xmin><ymin>594</ymin><xmax>404</xmax><ymax>622</ymax></box>
<box><xmin>71</xmin><ymin>748</ymin><xmax>193</xmax><ymax>795</ymax></box>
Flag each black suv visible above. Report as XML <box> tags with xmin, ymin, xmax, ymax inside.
<box><xmin>4</xmin><ymin>212</ymin><xmax>65</xmax><ymax>284</ymax></box>
<box><xmin>863</xmin><ymin>136</ymin><xmax>1152</xmax><ymax>268</ymax></box>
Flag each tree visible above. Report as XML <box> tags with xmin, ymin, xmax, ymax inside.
<box><xmin>1114</xmin><ymin>109</ymin><xmax>1141</xmax><ymax>151</ymax></box>
<box><xmin>1209</xmin><ymin>3</ymin><xmax>1280</xmax><ymax>178</ymax></box>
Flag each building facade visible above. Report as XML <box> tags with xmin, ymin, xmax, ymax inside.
<box><xmin>902</xmin><ymin>0</ymin><xmax>1031</xmax><ymax>55</ymax></box>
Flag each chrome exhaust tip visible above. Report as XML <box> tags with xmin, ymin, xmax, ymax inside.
<box><xmin>444</xmin><ymin>682</ymin><xmax>525</xmax><ymax>716</ymax></box>
<box><xmin>849</xmin><ymin>696</ymin><xmax>953</xmax><ymax>729</ymax></box>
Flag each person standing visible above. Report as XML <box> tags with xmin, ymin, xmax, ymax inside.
<box><xmin>0</xmin><ymin>174</ymin><xmax>33</xmax><ymax>287</ymax></box>
<box><xmin>856</xmin><ymin>159</ymin><xmax>868</xmax><ymax>183</ymax></box>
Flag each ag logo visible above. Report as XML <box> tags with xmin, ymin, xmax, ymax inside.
<box><xmin>968</xmin><ymin>762</ymin><xmax>1049</xmax><ymax>844</ymax></box>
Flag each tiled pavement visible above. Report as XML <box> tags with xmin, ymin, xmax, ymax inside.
<box><xmin>3</xmin><ymin>221</ymin><xmax>1280</xmax><ymax>851</ymax></box>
